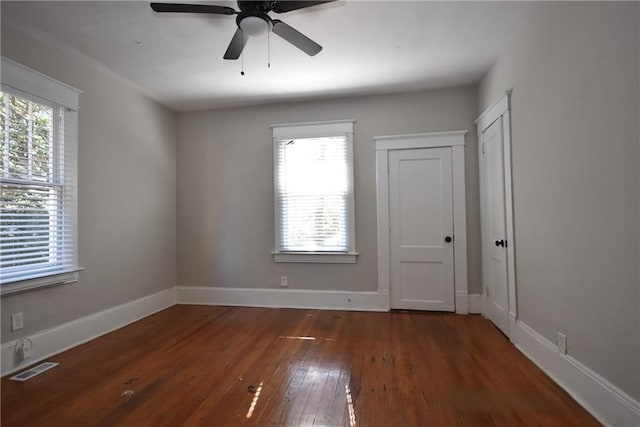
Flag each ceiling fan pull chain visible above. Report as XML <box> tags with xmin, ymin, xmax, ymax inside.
<box><xmin>268</xmin><ymin>31</ymin><xmax>271</xmax><ymax>68</ymax></box>
<box><xmin>241</xmin><ymin>50</ymin><xmax>245</xmax><ymax>76</ymax></box>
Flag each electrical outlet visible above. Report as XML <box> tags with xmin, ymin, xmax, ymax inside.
<box><xmin>15</xmin><ymin>338</ymin><xmax>32</xmax><ymax>362</ymax></box>
<box><xmin>557</xmin><ymin>332</ymin><xmax>567</xmax><ymax>354</ymax></box>
<box><xmin>11</xmin><ymin>312</ymin><xmax>24</xmax><ymax>331</ymax></box>
<box><xmin>22</xmin><ymin>342</ymin><xmax>32</xmax><ymax>359</ymax></box>
<box><xmin>280</xmin><ymin>276</ymin><xmax>288</xmax><ymax>287</ymax></box>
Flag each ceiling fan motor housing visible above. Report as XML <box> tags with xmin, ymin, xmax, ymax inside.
<box><xmin>237</xmin><ymin>11</ymin><xmax>273</xmax><ymax>37</ymax></box>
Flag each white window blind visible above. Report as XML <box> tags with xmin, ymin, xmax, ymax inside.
<box><xmin>273</xmin><ymin>120</ymin><xmax>356</xmax><ymax>260</ymax></box>
<box><xmin>1</xmin><ymin>57</ymin><xmax>79</xmax><ymax>292</ymax></box>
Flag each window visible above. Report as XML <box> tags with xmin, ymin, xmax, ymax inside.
<box><xmin>273</xmin><ymin>120</ymin><xmax>357</xmax><ymax>263</ymax></box>
<box><xmin>1</xmin><ymin>57</ymin><xmax>80</xmax><ymax>294</ymax></box>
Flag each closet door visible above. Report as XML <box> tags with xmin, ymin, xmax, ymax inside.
<box><xmin>389</xmin><ymin>147</ymin><xmax>455</xmax><ymax>311</ymax></box>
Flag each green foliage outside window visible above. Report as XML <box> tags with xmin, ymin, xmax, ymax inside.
<box><xmin>1</xmin><ymin>92</ymin><xmax>56</xmax><ymax>270</ymax></box>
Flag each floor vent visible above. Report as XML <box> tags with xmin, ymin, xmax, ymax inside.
<box><xmin>10</xmin><ymin>362</ymin><xmax>59</xmax><ymax>381</ymax></box>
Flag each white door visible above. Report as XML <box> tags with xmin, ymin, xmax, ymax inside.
<box><xmin>482</xmin><ymin>117</ymin><xmax>509</xmax><ymax>334</ymax></box>
<box><xmin>389</xmin><ymin>147</ymin><xmax>455</xmax><ymax>311</ymax></box>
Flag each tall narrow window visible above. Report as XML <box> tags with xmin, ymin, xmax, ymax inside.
<box><xmin>273</xmin><ymin>120</ymin><xmax>356</xmax><ymax>263</ymax></box>
<box><xmin>1</xmin><ymin>57</ymin><xmax>79</xmax><ymax>293</ymax></box>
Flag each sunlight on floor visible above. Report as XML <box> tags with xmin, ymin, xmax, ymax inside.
<box><xmin>279</xmin><ymin>336</ymin><xmax>316</xmax><ymax>340</ymax></box>
<box><xmin>245</xmin><ymin>382</ymin><xmax>264</xmax><ymax>419</ymax></box>
<box><xmin>346</xmin><ymin>383</ymin><xmax>356</xmax><ymax>427</ymax></box>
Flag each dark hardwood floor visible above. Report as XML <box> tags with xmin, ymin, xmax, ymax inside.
<box><xmin>1</xmin><ymin>305</ymin><xmax>600</xmax><ymax>426</ymax></box>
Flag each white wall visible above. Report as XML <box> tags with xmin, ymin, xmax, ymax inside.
<box><xmin>177</xmin><ymin>86</ymin><xmax>482</xmax><ymax>295</ymax></box>
<box><xmin>479</xmin><ymin>2</ymin><xmax>639</xmax><ymax>400</ymax></box>
<box><xmin>1</xmin><ymin>24</ymin><xmax>177</xmax><ymax>341</ymax></box>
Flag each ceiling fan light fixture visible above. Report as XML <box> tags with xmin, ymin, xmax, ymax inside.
<box><xmin>151</xmin><ymin>1</ymin><xmax>333</xmax><ymax>59</ymax></box>
<box><xmin>239</xmin><ymin>15</ymin><xmax>272</xmax><ymax>37</ymax></box>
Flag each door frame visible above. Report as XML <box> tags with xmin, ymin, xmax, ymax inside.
<box><xmin>476</xmin><ymin>90</ymin><xmax>517</xmax><ymax>339</ymax></box>
<box><xmin>374</xmin><ymin>131</ymin><xmax>469</xmax><ymax>314</ymax></box>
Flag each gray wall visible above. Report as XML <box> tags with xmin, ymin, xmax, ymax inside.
<box><xmin>479</xmin><ymin>2</ymin><xmax>639</xmax><ymax>399</ymax></box>
<box><xmin>177</xmin><ymin>86</ymin><xmax>482</xmax><ymax>294</ymax></box>
<box><xmin>1</xmin><ymin>24</ymin><xmax>177</xmax><ymax>341</ymax></box>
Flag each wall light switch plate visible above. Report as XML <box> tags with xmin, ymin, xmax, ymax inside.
<box><xmin>11</xmin><ymin>312</ymin><xmax>24</xmax><ymax>331</ymax></box>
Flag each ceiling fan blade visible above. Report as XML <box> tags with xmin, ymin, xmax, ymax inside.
<box><xmin>272</xmin><ymin>20</ymin><xmax>322</xmax><ymax>56</ymax></box>
<box><xmin>150</xmin><ymin>3</ymin><xmax>236</xmax><ymax>15</ymax></box>
<box><xmin>272</xmin><ymin>1</ymin><xmax>335</xmax><ymax>14</ymax></box>
<box><xmin>223</xmin><ymin>29</ymin><xmax>248</xmax><ymax>60</ymax></box>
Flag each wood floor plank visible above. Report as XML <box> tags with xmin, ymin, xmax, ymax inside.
<box><xmin>1</xmin><ymin>306</ymin><xmax>601</xmax><ymax>426</ymax></box>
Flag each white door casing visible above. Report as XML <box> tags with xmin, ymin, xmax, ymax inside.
<box><xmin>476</xmin><ymin>90</ymin><xmax>517</xmax><ymax>338</ymax></box>
<box><xmin>389</xmin><ymin>147</ymin><xmax>454</xmax><ymax>311</ymax></box>
<box><xmin>374</xmin><ymin>131</ymin><xmax>468</xmax><ymax>314</ymax></box>
<box><xmin>482</xmin><ymin>117</ymin><xmax>509</xmax><ymax>333</ymax></box>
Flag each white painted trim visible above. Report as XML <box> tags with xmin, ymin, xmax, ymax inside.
<box><xmin>273</xmin><ymin>122</ymin><xmax>356</xmax><ymax>257</ymax></box>
<box><xmin>176</xmin><ymin>286</ymin><xmax>390</xmax><ymax>312</ymax></box>
<box><xmin>451</xmin><ymin>144</ymin><xmax>468</xmax><ymax>314</ymax></box>
<box><xmin>272</xmin><ymin>252</ymin><xmax>358</xmax><ymax>263</ymax></box>
<box><xmin>468</xmin><ymin>294</ymin><xmax>483</xmax><ymax>314</ymax></box>
<box><xmin>509</xmin><ymin>312</ymin><xmax>517</xmax><ymax>343</ymax></box>
<box><xmin>1</xmin><ymin>56</ymin><xmax>81</xmax><ymax>110</ymax></box>
<box><xmin>375</xmin><ymin>148</ymin><xmax>391</xmax><ymax>294</ymax></box>
<box><xmin>1</xmin><ymin>288</ymin><xmax>176</xmax><ymax>377</ymax></box>
<box><xmin>502</xmin><ymin>109</ymin><xmax>517</xmax><ymax>321</ymax></box>
<box><xmin>374</xmin><ymin>131</ymin><xmax>468</xmax><ymax>313</ymax></box>
<box><xmin>374</xmin><ymin>130</ymin><xmax>467</xmax><ymax>151</ymax></box>
<box><xmin>271</xmin><ymin>119</ymin><xmax>355</xmax><ymax>129</ymax></box>
<box><xmin>0</xmin><ymin>269</ymin><xmax>81</xmax><ymax>296</ymax></box>
<box><xmin>455</xmin><ymin>291</ymin><xmax>469</xmax><ymax>315</ymax></box>
<box><xmin>0</xmin><ymin>58</ymin><xmax>81</xmax><ymax>293</ymax></box>
<box><xmin>272</xmin><ymin>120</ymin><xmax>354</xmax><ymax>140</ymax></box>
<box><xmin>477</xmin><ymin>91</ymin><xmax>517</xmax><ymax>339</ymax></box>
<box><xmin>514</xmin><ymin>320</ymin><xmax>640</xmax><ymax>426</ymax></box>
<box><xmin>475</xmin><ymin>90</ymin><xmax>512</xmax><ymax>130</ymax></box>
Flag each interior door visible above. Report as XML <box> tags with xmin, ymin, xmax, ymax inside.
<box><xmin>389</xmin><ymin>147</ymin><xmax>455</xmax><ymax>311</ymax></box>
<box><xmin>482</xmin><ymin>117</ymin><xmax>509</xmax><ymax>334</ymax></box>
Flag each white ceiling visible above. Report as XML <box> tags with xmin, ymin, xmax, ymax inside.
<box><xmin>2</xmin><ymin>1</ymin><xmax>528</xmax><ymax>112</ymax></box>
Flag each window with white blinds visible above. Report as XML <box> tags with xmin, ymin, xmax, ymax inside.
<box><xmin>1</xmin><ymin>57</ymin><xmax>80</xmax><ymax>293</ymax></box>
<box><xmin>273</xmin><ymin>120</ymin><xmax>356</xmax><ymax>263</ymax></box>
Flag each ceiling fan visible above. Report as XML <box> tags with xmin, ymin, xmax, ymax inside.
<box><xmin>150</xmin><ymin>1</ymin><xmax>335</xmax><ymax>60</ymax></box>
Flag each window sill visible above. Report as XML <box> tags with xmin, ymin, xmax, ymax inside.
<box><xmin>272</xmin><ymin>252</ymin><xmax>358</xmax><ymax>264</ymax></box>
<box><xmin>1</xmin><ymin>268</ymin><xmax>83</xmax><ymax>296</ymax></box>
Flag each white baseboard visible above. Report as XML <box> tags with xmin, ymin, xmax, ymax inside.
<box><xmin>177</xmin><ymin>286</ymin><xmax>390</xmax><ymax>312</ymax></box>
<box><xmin>455</xmin><ymin>291</ymin><xmax>469</xmax><ymax>314</ymax></box>
<box><xmin>1</xmin><ymin>288</ymin><xmax>176</xmax><ymax>377</ymax></box>
<box><xmin>5</xmin><ymin>284</ymin><xmax>636</xmax><ymax>426</ymax></box>
<box><xmin>468</xmin><ymin>293</ymin><xmax>483</xmax><ymax>314</ymax></box>
<box><xmin>514</xmin><ymin>320</ymin><xmax>640</xmax><ymax>427</ymax></box>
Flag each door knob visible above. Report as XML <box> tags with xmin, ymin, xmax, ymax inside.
<box><xmin>495</xmin><ymin>239</ymin><xmax>505</xmax><ymax>247</ymax></box>
<box><xmin>444</xmin><ymin>236</ymin><xmax>452</xmax><ymax>243</ymax></box>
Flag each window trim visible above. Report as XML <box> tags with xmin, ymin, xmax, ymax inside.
<box><xmin>1</xmin><ymin>56</ymin><xmax>81</xmax><ymax>296</ymax></box>
<box><xmin>272</xmin><ymin>120</ymin><xmax>357</xmax><ymax>263</ymax></box>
